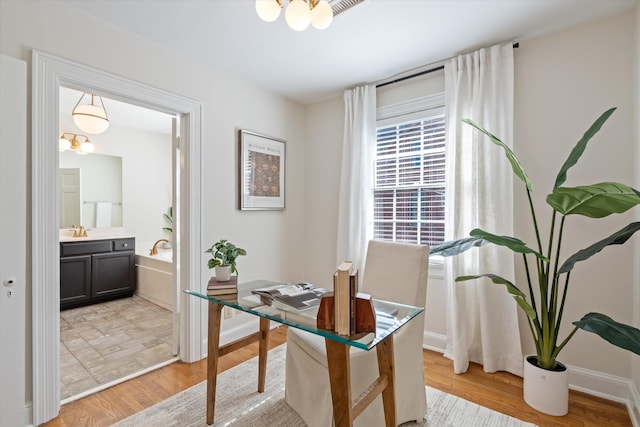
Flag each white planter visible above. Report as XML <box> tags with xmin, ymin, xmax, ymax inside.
<box><xmin>214</xmin><ymin>265</ymin><xmax>232</xmax><ymax>282</ymax></box>
<box><xmin>523</xmin><ymin>355</ymin><xmax>568</xmax><ymax>416</ymax></box>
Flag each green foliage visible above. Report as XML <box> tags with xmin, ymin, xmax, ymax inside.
<box><xmin>205</xmin><ymin>239</ymin><xmax>247</xmax><ymax>274</ymax></box>
<box><xmin>163</xmin><ymin>207</ymin><xmax>173</xmax><ymax>233</ymax></box>
<box><xmin>431</xmin><ymin>108</ymin><xmax>640</xmax><ymax>370</ymax></box>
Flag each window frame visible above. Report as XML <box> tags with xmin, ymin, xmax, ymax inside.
<box><xmin>375</xmin><ymin>93</ymin><xmax>445</xmax><ymax>268</ymax></box>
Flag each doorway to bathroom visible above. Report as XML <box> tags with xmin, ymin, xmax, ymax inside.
<box><xmin>57</xmin><ymin>87</ymin><xmax>180</xmax><ymax>402</ymax></box>
<box><xmin>32</xmin><ymin>50</ymin><xmax>203</xmax><ymax>425</ymax></box>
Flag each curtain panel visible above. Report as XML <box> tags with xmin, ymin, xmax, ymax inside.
<box><xmin>336</xmin><ymin>85</ymin><xmax>376</xmax><ymax>271</ymax></box>
<box><xmin>443</xmin><ymin>43</ymin><xmax>523</xmax><ymax>376</ymax></box>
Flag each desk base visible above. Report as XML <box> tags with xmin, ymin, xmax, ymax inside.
<box><xmin>206</xmin><ymin>302</ymin><xmax>270</xmax><ymax>424</ymax></box>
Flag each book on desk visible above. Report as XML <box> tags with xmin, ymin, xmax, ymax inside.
<box><xmin>207</xmin><ymin>276</ymin><xmax>238</xmax><ymax>296</ymax></box>
<box><xmin>251</xmin><ymin>282</ymin><xmax>328</xmax><ymax>311</ymax></box>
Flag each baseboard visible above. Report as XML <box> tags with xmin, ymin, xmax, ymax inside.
<box><xmin>423</xmin><ymin>330</ymin><xmax>447</xmax><ymax>353</ymax></box>
<box><xmin>628</xmin><ymin>382</ymin><xmax>640</xmax><ymax>427</ymax></box>
<box><xmin>422</xmin><ymin>331</ymin><xmax>639</xmax><ymax>424</ymax></box>
<box><xmin>568</xmin><ymin>363</ymin><xmax>640</xmax><ymax>426</ymax></box>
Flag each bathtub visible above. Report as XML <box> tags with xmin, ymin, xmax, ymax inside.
<box><xmin>135</xmin><ymin>250</ymin><xmax>175</xmax><ymax>312</ymax></box>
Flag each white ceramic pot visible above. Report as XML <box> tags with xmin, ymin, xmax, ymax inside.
<box><xmin>214</xmin><ymin>265</ymin><xmax>232</xmax><ymax>281</ymax></box>
<box><xmin>523</xmin><ymin>355</ymin><xmax>568</xmax><ymax>416</ymax></box>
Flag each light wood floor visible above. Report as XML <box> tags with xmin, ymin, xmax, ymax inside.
<box><xmin>44</xmin><ymin>325</ymin><xmax>631</xmax><ymax>427</ymax></box>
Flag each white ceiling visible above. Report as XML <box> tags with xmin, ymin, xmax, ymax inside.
<box><xmin>59</xmin><ymin>0</ymin><xmax>637</xmax><ymax>118</ymax></box>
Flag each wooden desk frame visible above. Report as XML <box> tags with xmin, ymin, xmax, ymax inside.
<box><xmin>205</xmin><ymin>300</ymin><xmax>398</xmax><ymax>426</ymax></box>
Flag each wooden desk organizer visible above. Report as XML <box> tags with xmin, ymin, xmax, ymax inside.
<box><xmin>317</xmin><ymin>292</ymin><xmax>376</xmax><ymax>335</ymax></box>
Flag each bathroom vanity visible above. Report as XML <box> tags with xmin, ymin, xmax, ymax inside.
<box><xmin>59</xmin><ymin>237</ymin><xmax>136</xmax><ymax>310</ymax></box>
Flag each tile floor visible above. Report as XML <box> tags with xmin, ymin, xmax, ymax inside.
<box><xmin>60</xmin><ymin>295</ymin><xmax>174</xmax><ymax>400</ymax></box>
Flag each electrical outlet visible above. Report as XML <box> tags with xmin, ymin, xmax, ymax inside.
<box><xmin>223</xmin><ymin>306</ymin><xmax>232</xmax><ymax>319</ymax></box>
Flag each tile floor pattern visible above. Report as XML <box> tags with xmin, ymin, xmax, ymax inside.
<box><xmin>60</xmin><ymin>295</ymin><xmax>174</xmax><ymax>400</ymax></box>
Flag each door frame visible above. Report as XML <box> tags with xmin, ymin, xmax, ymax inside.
<box><xmin>31</xmin><ymin>50</ymin><xmax>203</xmax><ymax>424</ymax></box>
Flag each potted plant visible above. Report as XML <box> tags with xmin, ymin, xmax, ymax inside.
<box><xmin>431</xmin><ymin>108</ymin><xmax>640</xmax><ymax>415</ymax></box>
<box><xmin>205</xmin><ymin>239</ymin><xmax>247</xmax><ymax>281</ymax></box>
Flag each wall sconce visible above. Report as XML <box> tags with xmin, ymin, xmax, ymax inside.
<box><xmin>255</xmin><ymin>0</ymin><xmax>333</xmax><ymax>31</ymax></box>
<box><xmin>59</xmin><ymin>132</ymin><xmax>95</xmax><ymax>155</ymax></box>
<box><xmin>72</xmin><ymin>93</ymin><xmax>110</xmax><ymax>134</ymax></box>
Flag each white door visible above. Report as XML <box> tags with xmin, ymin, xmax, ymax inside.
<box><xmin>59</xmin><ymin>168</ymin><xmax>81</xmax><ymax>228</ymax></box>
<box><xmin>0</xmin><ymin>54</ymin><xmax>27</xmax><ymax>427</ymax></box>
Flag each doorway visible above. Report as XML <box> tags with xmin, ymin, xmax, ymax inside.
<box><xmin>58</xmin><ymin>87</ymin><xmax>179</xmax><ymax>402</ymax></box>
<box><xmin>32</xmin><ymin>50</ymin><xmax>203</xmax><ymax>425</ymax></box>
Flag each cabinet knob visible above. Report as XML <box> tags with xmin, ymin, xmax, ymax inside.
<box><xmin>123</xmin><ymin>243</ymin><xmax>128</xmax><ymax>247</ymax></box>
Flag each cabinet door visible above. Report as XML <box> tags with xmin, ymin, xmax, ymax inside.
<box><xmin>60</xmin><ymin>255</ymin><xmax>92</xmax><ymax>309</ymax></box>
<box><xmin>91</xmin><ymin>252</ymin><xmax>136</xmax><ymax>299</ymax></box>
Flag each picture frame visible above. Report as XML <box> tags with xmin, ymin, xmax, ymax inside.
<box><xmin>238</xmin><ymin>129</ymin><xmax>286</xmax><ymax>210</ymax></box>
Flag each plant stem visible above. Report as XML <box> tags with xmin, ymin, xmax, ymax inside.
<box><xmin>523</xmin><ymin>254</ymin><xmax>541</xmax><ymax>334</ymax></box>
<box><xmin>553</xmin><ymin>325</ymin><xmax>579</xmax><ymax>360</ymax></box>
<box><xmin>555</xmin><ymin>271</ymin><xmax>571</xmax><ymax>340</ymax></box>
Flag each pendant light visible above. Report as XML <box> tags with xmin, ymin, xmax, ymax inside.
<box><xmin>256</xmin><ymin>0</ymin><xmax>333</xmax><ymax>31</ymax></box>
<box><xmin>72</xmin><ymin>93</ymin><xmax>110</xmax><ymax>134</ymax></box>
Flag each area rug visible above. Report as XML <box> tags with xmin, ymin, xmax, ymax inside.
<box><xmin>112</xmin><ymin>345</ymin><xmax>536</xmax><ymax>427</ymax></box>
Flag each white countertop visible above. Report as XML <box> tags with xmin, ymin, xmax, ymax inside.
<box><xmin>59</xmin><ymin>235</ymin><xmax>135</xmax><ymax>243</ymax></box>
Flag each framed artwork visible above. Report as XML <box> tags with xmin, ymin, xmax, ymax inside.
<box><xmin>238</xmin><ymin>130</ymin><xmax>286</xmax><ymax>210</ymax></box>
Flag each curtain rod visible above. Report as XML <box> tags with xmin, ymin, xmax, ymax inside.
<box><xmin>376</xmin><ymin>42</ymin><xmax>519</xmax><ymax>89</ymax></box>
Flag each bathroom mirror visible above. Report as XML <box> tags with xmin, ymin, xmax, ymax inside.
<box><xmin>59</xmin><ymin>152</ymin><xmax>123</xmax><ymax>229</ymax></box>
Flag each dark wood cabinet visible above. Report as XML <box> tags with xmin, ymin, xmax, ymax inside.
<box><xmin>60</xmin><ymin>238</ymin><xmax>136</xmax><ymax>310</ymax></box>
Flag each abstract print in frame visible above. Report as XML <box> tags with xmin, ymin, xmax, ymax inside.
<box><xmin>238</xmin><ymin>129</ymin><xmax>286</xmax><ymax>210</ymax></box>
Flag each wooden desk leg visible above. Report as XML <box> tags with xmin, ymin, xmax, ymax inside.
<box><xmin>206</xmin><ymin>302</ymin><xmax>223</xmax><ymax>425</ymax></box>
<box><xmin>325</xmin><ymin>339</ymin><xmax>353</xmax><ymax>427</ymax></box>
<box><xmin>257</xmin><ymin>317</ymin><xmax>270</xmax><ymax>392</ymax></box>
<box><xmin>376</xmin><ymin>334</ymin><xmax>396</xmax><ymax>427</ymax></box>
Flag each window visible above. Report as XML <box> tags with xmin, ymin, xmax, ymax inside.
<box><xmin>373</xmin><ymin>96</ymin><xmax>445</xmax><ymax>246</ymax></box>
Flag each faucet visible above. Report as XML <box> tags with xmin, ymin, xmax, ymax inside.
<box><xmin>72</xmin><ymin>225</ymin><xmax>88</xmax><ymax>238</ymax></box>
<box><xmin>150</xmin><ymin>239</ymin><xmax>170</xmax><ymax>255</ymax></box>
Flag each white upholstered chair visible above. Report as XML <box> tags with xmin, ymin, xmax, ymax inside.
<box><xmin>285</xmin><ymin>240</ymin><xmax>429</xmax><ymax>426</ymax></box>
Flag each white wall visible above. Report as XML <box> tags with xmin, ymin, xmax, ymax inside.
<box><xmin>0</xmin><ymin>0</ymin><xmax>305</xmax><ymax>421</ymax></box>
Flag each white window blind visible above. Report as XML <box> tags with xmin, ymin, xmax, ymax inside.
<box><xmin>373</xmin><ymin>105</ymin><xmax>445</xmax><ymax>246</ymax></box>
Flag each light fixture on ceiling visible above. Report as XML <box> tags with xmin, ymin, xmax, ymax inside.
<box><xmin>59</xmin><ymin>132</ymin><xmax>95</xmax><ymax>155</ymax></box>
<box><xmin>72</xmin><ymin>92</ymin><xmax>110</xmax><ymax>134</ymax></box>
<box><xmin>255</xmin><ymin>0</ymin><xmax>333</xmax><ymax>31</ymax></box>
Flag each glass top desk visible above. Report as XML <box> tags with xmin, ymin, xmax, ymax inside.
<box><xmin>185</xmin><ymin>279</ymin><xmax>424</xmax><ymax>427</ymax></box>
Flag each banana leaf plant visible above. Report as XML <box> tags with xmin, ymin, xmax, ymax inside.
<box><xmin>431</xmin><ymin>108</ymin><xmax>640</xmax><ymax>370</ymax></box>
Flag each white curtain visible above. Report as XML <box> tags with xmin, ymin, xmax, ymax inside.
<box><xmin>336</xmin><ymin>85</ymin><xmax>376</xmax><ymax>271</ymax></box>
<box><xmin>443</xmin><ymin>43</ymin><xmax>523</xmax><ymax>376</ymax></box>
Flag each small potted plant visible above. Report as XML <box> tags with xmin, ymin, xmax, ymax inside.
<box><xmin>205</xmin><ymin>239</ymin><xmax>247</xmax><ymax>281</ymax></box>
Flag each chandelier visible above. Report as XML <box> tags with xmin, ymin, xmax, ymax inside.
<box><xmin>72</xmin><ymin>93</ymin><xmax>110</xmax><ymax>134</ymax></box>
<box><xmin>255</xmin><ymin>0</ymin><xmax>334</xmax><ymax>31</ymax></box>
<box><xmin>59</xmin><ymin>132</ymin><xmax>95</xmax><ymax>155</ymax></box>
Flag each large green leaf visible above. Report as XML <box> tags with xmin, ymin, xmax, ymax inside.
<box><xmin>462</xmin><ymin>119</ymin><xmax>533</xmax><ymax>192</ymax></box>
<box><xmin>553</xmin><ymin>108</ymin><xmax>616</xmax><ymax>192</ymax></box>
<box><xmin>469</xmin><ymin>229</ymin><xmax>547</xmax><ymax>260</ymax></box>
<box><xmin>430</xmin><ymin>236</ymin><xmax>487</xmax><ymax>257</ymax></box>
<box><xmin>573</xmin><ymin>312</ymin><xmax>640</xmax><ymax>355</ymax></box>
<box><xmin>546</xmin><ymin>183</ymin><xmax>640</xmax><ymax>218</ymax></box>
<box><xmin>456</xmin><ymin>273</ymin><xmax>537</xmax><ymax>320</ymax></box>
<box><xmin>559</xmin><ymin>222</ymin><xmax>640</xmax><ymax>274</ymax></box>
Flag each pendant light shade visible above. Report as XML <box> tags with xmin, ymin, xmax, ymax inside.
<box><xmin>285</xmin><ymin>0</ymin><xmax>311</xmax><ymax>31</ymax></box>
<box><xmin>256</xmin><ymin>0</ymin><xmax>282</xmax><ymax>22</ymax></box>
<box><xmin>59</xmin><ymin>132</ymin><xmax>95</xmax><ymax>154</ymax></box>
<box><xmin>311</xmin><ymin>0</ymin><xmax>333</xmax><ymax>29</ymax></box>
<box><xmin>72</xmin><ymin>93</ymin><xmax>110</xmax><ymax>134</ymax></box>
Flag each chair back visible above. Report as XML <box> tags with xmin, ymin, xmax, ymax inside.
<box><xmin>360</xmin><ymin>240</ymin><xmax>429</xmax><ymax>307</ymax></box>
